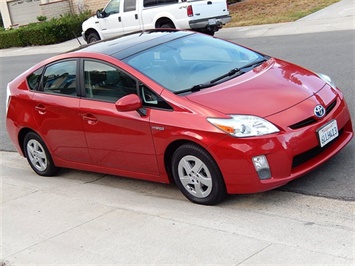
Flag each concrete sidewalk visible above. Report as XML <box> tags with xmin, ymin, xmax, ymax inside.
<box><xmin>1</xmin><ymin>151</ymin><xmax>355</xmax><ymax>265</ymax></box>
<box><xmin>0</xmin><ymin>0</ymin><xmax>354</xmax><ymax>58</ymax></box>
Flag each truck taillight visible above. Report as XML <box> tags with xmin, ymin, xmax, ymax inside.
<box><xmin>187</xmin><ymin>5</ymin><xmax>193</xmax><ymax>17</ymax></box>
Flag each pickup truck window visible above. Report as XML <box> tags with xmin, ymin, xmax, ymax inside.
<box><xmin>124</xmin><ymin>0</ymin><xmax>136</xmax><ymax>11</ymax></box>
<box><xmin>143</xmin><ymin>0</ymin><xmax>178</xmax><ymax>8</ymax></box>
<box><xmin>105</xmin><ymin>0</ymin><xmax>121</xmax><ymax>15</ymax></box>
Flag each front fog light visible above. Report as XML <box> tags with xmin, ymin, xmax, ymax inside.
<box><xmin>252</xmin><ymin>155</ymin><xmax>271</xmax><ymax>180</ymax></box>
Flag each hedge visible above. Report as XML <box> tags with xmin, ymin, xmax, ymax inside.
<box><xmin>0</xmin><ymin>12</ymin><xmax>92</xmax><ymax>49</ymax></box>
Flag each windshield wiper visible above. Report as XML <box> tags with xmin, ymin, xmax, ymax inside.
<box><xmin>174</xmin><ymin>57</ymin><xmax>270</xmax><ymax>95</ymax></box>
<box><xmin>174</xmin><ymin>82</ymin><xmax>216</xmax><ymax>95</ymax></box>
<box><xmin>174</xmin><ymin>68</ymin><xmax>244</xmax><ymax>95</ymax></box>
<box><xmin>209</xmin><ymin>57</ymin><xmax>270</xmax><ymax>84</ymax></box>
<box><xmin>240</xmin><ymin>57</ymin><xmax>269</xmax><ymax>70</ymax></box>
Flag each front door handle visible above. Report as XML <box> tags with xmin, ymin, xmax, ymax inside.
<box><xmin>35</xmin><ymin>104</ymin><xmax>46</xmax><ymax>115</ymax></box>
<box><xmin>82</xmin><ymin>114</ymin><xmax>98</xmax><ymax>125</ymax></box>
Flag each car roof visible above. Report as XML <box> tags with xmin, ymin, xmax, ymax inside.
<box><xmin>71</xmin><ymin>29</ymin><xmax>194</xmax><ymax>60</ymax></box>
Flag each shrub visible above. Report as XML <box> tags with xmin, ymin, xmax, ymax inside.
<box><xmin>0</xmin><ymin>29</ymin><xmax>23</xmax><ymax>48</ymax></box>
<box><xmin>0</xmin><ymin>12</ymin><xmax>91</xmax><ymax>49</ymax></box>
<box><xmin>37</xmin><ymin>15</ymin><xmax>48</xmax><ymax>22</ymax></box>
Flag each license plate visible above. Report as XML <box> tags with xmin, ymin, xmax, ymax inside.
<box><xmin>317</xmin><ymin>120</ymin><xmax>339</xmax><ymax>147</ymax></box>
<box><xmin>208</xmin><ymin>18</ymin><xmax>217</xmax><ymax>25</ymax></box>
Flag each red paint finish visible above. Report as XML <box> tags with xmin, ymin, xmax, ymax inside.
<box><xmin>6</xmin><ymin>30</ymin><xmax>353</xmax><ymax>197</ymax></box>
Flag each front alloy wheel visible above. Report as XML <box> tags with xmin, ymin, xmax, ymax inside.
<box><xmin>172</xmin><ymin>143</ymin><xmax>226</xmax><ymax>205</ymax></box>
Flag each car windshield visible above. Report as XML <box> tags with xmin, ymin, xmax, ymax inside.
<box><xmin>123</xmin><ymin>34</ymin><xmax>265</xmax><ymax>93</ymax></box>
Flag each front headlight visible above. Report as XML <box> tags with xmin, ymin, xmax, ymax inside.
<box><xmin>207</xmin><ymin>115</ymin><xmax>279</xmax><ymax>137</ymax></box>
<box><xmin>318</xmin><ymin>73</ymin><xmax>336</xmax><ymax>89</ymax></box>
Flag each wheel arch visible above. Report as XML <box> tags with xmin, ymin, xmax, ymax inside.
<box><xmin>84</xmin><ymin>28</ymin><xmax>101</xmax><ymax>42</ymax></box>
<box><xmin>18</xmin><ymin>128</ymin><xmax>35</xmax><ymax>157</ymax></box>
<box><xmin>163</xmin><ymin>139</ymin><xmax>220</xmax><ymax>184</ymax></box>
<box><xmin>155</xmin><ymin>17</ymin><xmax>175</xmax><ymax>28</ymax></box>
<box><xmin>18</xmin><ymin>128</ymin><xmax>48</xmax><ymax>158</ymax></box>
<box><xmin>166</xmin><ymin>139</ymin><xmax>227</xmax><ymax>204</ymax></box>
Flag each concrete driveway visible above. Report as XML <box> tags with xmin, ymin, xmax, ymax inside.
<box><xmin>1</xmin><ymin>152</ymin><xmax>354</xmax><ymax>264</ymax></box>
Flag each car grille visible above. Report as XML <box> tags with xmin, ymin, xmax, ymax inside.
<box><xmin>292</xmin><ymin>128</ymin><xmax>343</xmax><ymax>168</ymax></box>
<box><xmin>289</xmin><ymin>99</ymin><xmax>337</xmax><ymax>130</ymax></box>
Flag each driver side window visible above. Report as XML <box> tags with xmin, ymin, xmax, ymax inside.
<box><xmin>104</xmin><ymin>0</ymin><xmax>121</xmax><ymax>15</ymax></box>
<box><xmin>84</xmin><ymin>60</ymin><xmax>137</xmax><ymax>102</ymax></box>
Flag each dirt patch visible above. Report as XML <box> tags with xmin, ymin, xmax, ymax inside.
<box><xmin>227</xmin><ymin>0</ymin><xmax>340</xmax><ymax>27</ymax></box>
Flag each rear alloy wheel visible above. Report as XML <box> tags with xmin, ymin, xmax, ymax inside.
<box><xmin>172</xmin><ymin>143</ymin><xmax>226</xmax><ymax>205</ymax></box>
<box><xmin>24</xmin><ymin>132</ymin><xmax>60</xmax><ymax>176</ymax></box>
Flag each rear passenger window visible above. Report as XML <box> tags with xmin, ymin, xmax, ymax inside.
<box><xmin>84</xmin><ymin>60</ymin><xmax>137</xmax><ymax>102</ymax></box>
<box><xmin>27</xmin><ymin>67</ymin><xmax>44</xmax><ymax>91</ymax></box>
<box><xmin>124</xmin><ymin>0</ymin><xmax>136</xmax><ymax>11</ymax></box>
<box><xmin>42</xmin><ymin>60</ymin><xmax>77</xmax><ymax>96</ymax></box>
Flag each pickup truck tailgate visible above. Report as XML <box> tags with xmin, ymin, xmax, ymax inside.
<box><xmin>189</xmin><ymin>0</ymin><xmax>229</xmax><ymax>19</ymax></box>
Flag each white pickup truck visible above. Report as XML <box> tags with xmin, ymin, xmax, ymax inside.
<box><xmin>82</xmin><ymin>0</ymin><xmax>231</xmax><ymax>43</ymax></box>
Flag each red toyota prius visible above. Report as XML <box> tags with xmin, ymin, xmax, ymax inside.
<box><xmin>6</xmin><ymin>30</ymin><xmax>353</xmax><ymax>205</ymax></box>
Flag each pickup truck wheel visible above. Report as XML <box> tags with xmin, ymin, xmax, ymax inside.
<box><xmin>160</xmin><ymin>23</ymin><xmax>175</xmax><ymax>29</ymax></box>
<box><xmin>199</xmin><ymin>29</ymin><xmax>215</xmax><ymax>36</ymax></box>
<box><xmin>87</xmin><ymin>32</ymin><xmax>100</xmax><ymax>43</ymax></box>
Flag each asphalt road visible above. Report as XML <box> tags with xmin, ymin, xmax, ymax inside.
<box><xmin>1</xmin><ymin>30</ymin><xmax>354</xmax><ymax>201</ymax></box>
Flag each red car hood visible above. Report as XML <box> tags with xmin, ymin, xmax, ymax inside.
<box><xmin>185</xmin><ymin>58</ymin><xmax>327</xmax><ymax>117</ymax></box>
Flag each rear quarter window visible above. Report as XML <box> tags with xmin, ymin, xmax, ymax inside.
<box><xmin>27</xmin><ymin>67</ymin><xmax>44</xmax><ymax>91</ymax></box>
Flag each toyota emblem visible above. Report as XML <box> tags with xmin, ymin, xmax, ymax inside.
<box><xmin>314</xmin><ymin>104</ymin><xmax>326</xmax><ymax>118</ymax></box>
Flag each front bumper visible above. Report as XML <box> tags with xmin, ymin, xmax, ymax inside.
<box><xmin>208</xmin><ymin>95</ymin><xmax>353</xmax><ymax>194</ymax></box>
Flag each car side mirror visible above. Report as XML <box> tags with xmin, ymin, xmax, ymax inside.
<box><xmin>96</xmin><ymin>10</ymin><xmax>104</xmax><ymax>18</ymax></box>
<box><xmin>115</xmin><ymin>94</ymin><xmax>142</xmax><ymax>112</ymax></box>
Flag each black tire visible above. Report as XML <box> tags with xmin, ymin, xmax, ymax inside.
<box><xmin>198</xmin><ymin>29</ymin><xmax>215</xmax><ymax>36</ymax></box>
<box><xmin>160</xmin><ymin>23</ymin><xmax>175</xmax><ymax>29</ymax></box>
<box><xmin>172</xmin><ymin>143</ymin><xmax>226</xmax><ymax>205</ymax></box>
<box><xmin>87</xmin><ymin>32</ymin><xmax>100</xmax><ymax>43</ymax></box>
<box><xmin>23</xmin><ymin>132</ymin><xmax>60</xmax><ymax>176</ymax></box>
<box><xmin>206</xmin><ymin>30</ymin><xmax>215</xmax><ymax>36</ymax></box>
